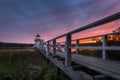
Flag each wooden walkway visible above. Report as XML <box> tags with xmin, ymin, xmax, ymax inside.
<box><xmin>40</xmin><ymin>50</ymin><xmax>102</xmax><ymax>80</ymax></box>
<box><xmin>56</xmin><ymin>52</ymin><xmax>120</xmax><ymax>80</ymax></box>
<box><xmin>35</xmin><ymin>12</ymin><xmax>120</xmax><ymax>80</ymax></box>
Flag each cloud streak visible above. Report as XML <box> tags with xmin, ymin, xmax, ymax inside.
<box><xmin>0</xmin><ymin>0</ymin><xmax>120</xmax><ymax>43</ymax></box>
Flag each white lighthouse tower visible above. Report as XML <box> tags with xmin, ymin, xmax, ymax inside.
<box><xmin>34</xmin><ymin>34</ymin><xmax>41</xmax><ymax>48</ymax></box>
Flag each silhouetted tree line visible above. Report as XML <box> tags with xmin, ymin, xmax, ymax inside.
<box><xmin>91</xmin><ymin>27</ymin><xmax>120</xmax><ymax>46</ymax></box>
<box><xmin>0</xmin><ymin>42</ymin><xmax>33</xmax><ymax>49</ymax></box>
<box><xmin>107</xmin><ymin>27</ymin><xmax>120</xmax><ymax>46</ymax></box>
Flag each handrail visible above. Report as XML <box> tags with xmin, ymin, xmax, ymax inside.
<box><xmin>68</xmin><ymin>12</ymin><xmax>120</xmax><ymax>35</ymax></box>
<box><xmin>71</xmin><ymin>32</ymin><xmax>120</xmax><ymax>41</ymax></box>
<box><xmin>54</xmin><ymin>32</ymin><xmax>120</xmax><ymax>43</ymax></box>
<box><xmin>47</xmin><ymin>12</ymin><xmax>120</xmax><ymax>42</ymax></box>
<box><xmin>37</xmin><ymin>12</ymin><xmax>120</xmax><ymax>67</ymax></box>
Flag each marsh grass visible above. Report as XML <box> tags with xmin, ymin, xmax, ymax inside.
<box><xmin>0</xmin><ymin>50</ymin><xmax>56</xmax><ymax>80</ymax></box>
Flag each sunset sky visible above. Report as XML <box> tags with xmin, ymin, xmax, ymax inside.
<box><xmin>0</xmin><ymin>0</ymin><xmax>120</xmax><ymax>43</ymax></box>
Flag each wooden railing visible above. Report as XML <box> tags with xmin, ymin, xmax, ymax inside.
<box><xmin>38</xmin><ymin>12</ymin><xmax>120</xmax><ymax>66</ymax></box>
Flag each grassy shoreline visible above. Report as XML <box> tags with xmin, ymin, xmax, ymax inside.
<box><xmin>0</xmin><ymin>50</ymin><xmax>56</xmax><ymax>80</ymax></box>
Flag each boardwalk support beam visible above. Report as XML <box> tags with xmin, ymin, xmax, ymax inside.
<box><xmin>55</xmin><ymin>67</ymin><xmax>61</xmax><ymax>79</ymax></box>
<box><xmin>76</xmin><ymin>40</ymin><xmax>79</xmax><ymax>54</ymax></box>
<box><xmin>46</xmin><ymin>41</ymin><xmax>50</xmax><ymax>55</ymax></box>
<box><xmin>102</xmin><ymin>35</ymin><xmax>108</xmax><ymax>60</ymax></box>
<box><xmin>53</xmin><ymin>39</ymin><xmax>56</xmax><ymax>57</ymax></box>
<box><xmin>65</xmin><ymin>34</ymin><xmax>71</xmax><ymax>66</ymax></box>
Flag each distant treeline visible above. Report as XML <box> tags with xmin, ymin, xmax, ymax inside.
<box><xmin>0</xmin><ymin>42</ymin><xmax>34</xmax><ymax>49</ymax></box>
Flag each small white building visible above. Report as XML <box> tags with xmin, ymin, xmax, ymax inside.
<box><xmin>34</xmin><ymin>34</ymin><xmax>42</xmax><ymax>48</ymax></box>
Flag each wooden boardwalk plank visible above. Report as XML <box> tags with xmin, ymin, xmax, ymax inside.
<box><xmin>56</xmin><ymin>52</ymin><xmax>120</xmax><ymax>80</ymax></box>
<box><xmin>39</xmin><ymin>50</ymin><xmax>94</xmax><ymax>80</ymax></box>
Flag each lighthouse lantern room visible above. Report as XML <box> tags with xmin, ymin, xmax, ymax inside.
<box><xmin>34</xmin><ymin>34</ymin><xmax>42</xmax><ymax>48</ymax></box>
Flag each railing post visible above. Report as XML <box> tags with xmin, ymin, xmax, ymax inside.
<box><xmin>47</xmin><ymin>41</ymin><xmax>50</xmax><ymax>55</ymax></box>
<box><xmin>55</xmin><ymin>67</ymin><xmax>60</xmax><ymax>79</ymax></box>
<box><xmin>42</xmin><ymin>42</ymin><xmax>44</xmax><ymax>50</ymax></box>
<box><xmin>53</xmin><ymin>39</ymin><xmax>56</xmax><ymax>57</ymax></box>
<box><xmin>76</xmin><ymin>40</ymin><xmax>79</xmax><ymax>54</ymax></box>
<box><xmin>65</xmin><ymin>34</ymin><xmax>71</xmax><ymax>66</ymax></box>
<box><xmin>102</xmin><ymin>35</ymin><xmax>108</xmax><ymax>60</ymax></box>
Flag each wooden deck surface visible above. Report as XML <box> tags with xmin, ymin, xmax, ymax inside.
<box><xmin>56</xmin><ymin>52</ymin><xmax>120</xmax><ymax>80</ymax></box>
<box><xmin>40</xmin><ymin>50</ymin><xmax>95</xmax><ymax>80</ymax></box>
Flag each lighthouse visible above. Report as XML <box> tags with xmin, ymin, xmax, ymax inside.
<box><xmin>34</xmin><ymin>34</ymin><xmax>41</xmax><ymax>48</ymax></box>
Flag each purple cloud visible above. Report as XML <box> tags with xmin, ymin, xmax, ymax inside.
<box><xmin>0</xmin><ymin>0</ymin><xmax>120</xmax><ymax>43</ymax></box>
